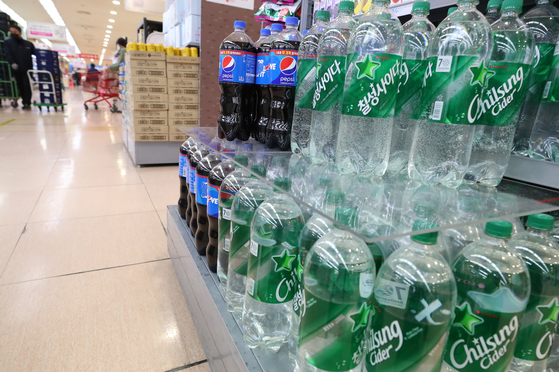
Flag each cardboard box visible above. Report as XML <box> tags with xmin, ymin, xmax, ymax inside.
<box><xmin>129</xmin><ymin>117</ymin><xmax>168</xmax><ymax>126</ymax></box>
<box><xmin>125</xmin><ymin>109</ymin><xmax>167</xmax><ymax>119</ymax></box>
<box><xmin>166</xmin><ymin>63</ymin><xmax>199</xmax><ymax>73</ymax></box>
<box><xmin>131</xmin><ymin>124</ymin><xmax>169</xmax><ymax>134</ymax></box>
<box><xmin>129</xmin><ymin>93</ymin><xmax>168</xmax><ymax>102</ymax></box>
<box><xmin>125</xmin><ymin>51</ymin><xmax>166</xmax><ymax>61</ymax></box>
<box><xmin>168</xmin><ymin>87</ymin><xmax>199</xmax><ymax>95</ymax></box>
<box><xmin>168</xmin><ymin>94</ymin><xmax>199</xmax><ymax>104</ymax></box>
<box><xmin>169</xmin><ymin>123</ymin><xmax>199</xmax><ymax>133</ymax></box>
<box><xmin>130</xmin><ymin>101</ymin><xmax>169</xmax><ymax>110</ymax></box>
<box><xmin>181</xmin><ymin>14</ymin><xmax>200</xmax><ymax>46</ymax></box>
<box><xmin>129</xmin><ymin>76</ymin><xmax>167</xmax><ymax>86</ymax></box>
<box><xmin>126</xmin><ymin>68</ymin><xmax>167</xmax><ymax>77</ymax></box>
<box><xmin>169</xmin><ymin>103</ymin><xmax>200</xmax><ymax>110</ymax></box>
<box><xmin>167</xmin><ymin>71</ymin><xmax>199</xmax><ymax>79</ymax></box>
<box><xmin>130</xmin><ymin>85</ymin><xmax>168</xmax><ymax>94</ymax></box>
<box><xmin>169</xmin><ymin>133</ymin><xmax>189</xmax><ymax>142</ymax></box>
<box><xmin>168</xmin><ymin>109</ymin><xmax>199</xmax><ymax>119</ymax></box>
<box><xmin>166</xmin><ymin>55</ymin><xmax>200</xmax><ymax>64</ymax></box>
<box><xmin>127</xmin><ymin>60</ymin><xmax>166</xmax><ymax>69</ymax></box>
<box><xmin>168</xmin><ymin>118</ymin><xmax>200</xmax><ymax>126</ymax></box>
<box><xmin>131</xmin><ymin>133</ymin><xmax>170</xmax><ymax>142</ymax></box>
<box><xmin>167</xmin><ymin>78</ymin><xmax>199</xmax><ymax>88</ymax></box>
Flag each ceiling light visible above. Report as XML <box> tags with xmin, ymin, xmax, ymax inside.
<box><xmin>104</xmin><ymin>38</ymin><xmax>109</xmax><ymax>41</ymax></box>
<box><xmin>108</xmin><ymin>19</ymin><xmax>115</xmax><ymax>22</ymax></box>
<box><xmin>107</xmin><ymin>25</ymin><xmax>113</xmax><ymax>28</ymax></box>
<box><xmin>112</xmin><ymin>0</ymin><xmax>120</xmax><ymax>4</ymax></box>
<box><xmin>102</xmin><ymin>48</ymin><xmax>106</xmax><ymax>52</ymax></box>
<box><xmin>106</xmin><ymin>30</ymin><xmax>112</xmax><ymax>34</ymax></box>
<box><xmin>36</xmin><ymin>0</ymin><xmax>81</xmax><ymax>53</ymax></box>
<box><xmin>110</xmin><ymin>10</ymin><xmax>117</xmax><ymax>14</ymax></box>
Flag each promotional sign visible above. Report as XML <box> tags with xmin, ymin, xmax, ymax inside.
<box><xmin>27</xmin><ymin>22</ymin><xmax>66</xmax><ymax>41</ymax></box>
<box><xmin>52</xmin><ymin>43</ymin><xmax>76</xmax><ymax>55</ymax></box>
<box><xmin>79</xmin><ymin>53</ymin><xmax>100</xmax><ymax>60</ymax></box>
<box><xmin>33</xmin><ymin>42</ymin><xmax>50</xmax><ymax>50</ymax></box>
<box><xmin>71</xmin><ymin>59</ymin><xmax>87</xmax><ymax>69</ymax></box>
<box><xmin>124</xmin><ymin>0</ymin><xmax>165</xmax><ymax>14</ymax></box>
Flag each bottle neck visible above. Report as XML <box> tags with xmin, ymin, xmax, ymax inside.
<box><xmin>458</xmin><ymin>1</ymin><xmax>479</xmax><ymax>10</ymax></box>
<box><xmin>484</xmin><ymin>234</ymin><xmax>509</xmax><ymax>245</ymax></box>
<box><xmin>538</xmin><ymin>0</ymin><xmax>550</xmax><ymax>5</ymax></box>
<box><xmin>526</xmin><ymin>226</ymin><xmax>551</xmax><ymax>238</ymax></box>
<box><xmin>501</xmin><ymin>9</ymin><xmax>520</xmax><ymax>18</ymax></box>
<box><xmin>487</xmin><ymin>7</ymin><xmax>500</xmax><ymax>13</ymax></box>
<box><xmin>316</xmin><ymin>18</ymin><xmax>329</xmax><ymax>27</ymax></box>
<box><xmin>285</xmin><ymin>24</ymin><xmax>298</xmax><ymax>31</ymax></box>
<box><xmin>411</xmin><ymin>10</ymin><xmax>429</xmax><ymax>18</ymax></box>
<box><xmin>372</xmin><ymin>0</ymin><xmax>390</xmax><ymax>10</ymax></box>
<box><xmin>338</xmin><ymin>9</ymin><xmax>353</xmax><ymax>18</ymax></box>
<box><xmin>234</xmin><ymin>27</ymin><xmax>245</xmax><ymax>32</ymax></box>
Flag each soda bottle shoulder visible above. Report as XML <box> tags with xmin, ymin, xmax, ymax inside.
<box><xmin>521</xmin><ymin>2</ymin><xmax>559</xmax><ymax>44</ymax></box>
<box><xmin>490</xmin><ymin>15</ymin><xmax>535</xmax><ymax>64</ymax></box>
<box><xmin>402</xmin><ymin>15</ymin><xmax>435</xmax><ymax>59</ymax></box>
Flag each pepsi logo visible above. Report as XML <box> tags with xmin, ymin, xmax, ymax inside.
<box><xmin>222</xmin><ymin>56</ymin><xmax>236</xmax><ymax>73</ymax></box>
<box><xmin>280</xmin><ymin>57</ymin><xmax>297</xmax><ymax>76</ymax></box>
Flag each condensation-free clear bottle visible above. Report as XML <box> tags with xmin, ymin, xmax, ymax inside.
<box><xmin>485</xmin><ymin>0</ymin><xmax>503</xmax><ymax>24</ymax></box>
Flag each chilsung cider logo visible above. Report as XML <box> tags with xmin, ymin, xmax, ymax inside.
<box><xmin>368</xmin><ymin>320</ymin><xmax>404</xmax><ymax>366</ymax></box>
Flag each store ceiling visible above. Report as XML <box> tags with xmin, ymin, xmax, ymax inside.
<box><xmin>5</xmin><ymin>0</ymin><xmax>161</xmax><ymax>62</ymax></box>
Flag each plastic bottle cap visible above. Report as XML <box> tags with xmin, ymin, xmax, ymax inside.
<box><xmin>325</xmin><ymin>189</ymin><xmax>345</xmax><ymax>205</ymax></box>
<box><xmin>251</xmin><ymin>165</ymin><xmax>267</xmax><ymax>178</ymax></box>
<box><xmin>335</xmin><ymin>207</ymin><xmax>357</xmax><ymax>227</ymax></box>
<box><xmin>234</xmin><ymin>20</ymin><xmax>246</xmax><ymax>29</ymax></box>
<box><xmin>316</xmin><ymin>10</ymin><xmax>331</xmax><ymax>19</ymax></box>
<box><xmin>260</xmin><ymin>28</ymin><xmax>271</xmax><ymax>36</ymax></box>
<box><xmin>235</xmin><ymin>155</ymin><xmax>249</xmax><ymax>167</ymax></box>
<box><xmin>412</xmin><ymin>1</ymin><xmax>430</xmax><ymax>12</ymax></box>
<box><xmin>527</xmin><ymin>214</ymin><xmax>554</xmax><ymax>231</ymax></box>
<box><xmin>414</xmin><ymin>202</ymin><xmax>436</xmax><ymax>219</ymax></box>
<box><xmin>271</xmin><ymin>23</ymin><xmax>283</xmax><ymax>31</ymax></box>
<box><xmin>285</xmin><ymin>17</ymin><xmax>299</xmax><ymax>25</ymax></box>
<box><xmin>411</xmin><ymin>220</ymin><xmax>439</xmax><ymax>245</ymax></box>
<box><xmin>501</xmin><ymin>0</ymin><xmax>522</xmax><ymax>10</ymax></box>
<box><xmin>485</xmin><ymin>220</ymin><xmax>513</xmax><ymax>238</ymax></box>
<box><xmin>339</xmin><ymin>1</ymin><xmax>354</xmax><ymax>11</ymax></box>
<box><xmin>488</xmin><ymin>0</ymin><xmax>504</xmax><ymax>8</ymax></box>
<box><xmin>447</xmin><ymin>6</ymin><xmax>458</xmax><ymax>15</ymax></box>
<box><xmin>274</xmin><ymin>177</ymin><xmax>292</xmax><ymax>192</ymax></box>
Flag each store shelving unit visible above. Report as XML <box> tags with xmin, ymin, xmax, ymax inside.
<box><xmin>504</xmin><ymin>155</ymin><xmax>559</xmax><ymax>190</ymax></box>
<box><xmin>121</xmin><ymin>121</ymin><xmax>183</xmax><ymax>166</ymax></box>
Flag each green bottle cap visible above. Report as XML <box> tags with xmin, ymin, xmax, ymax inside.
<box><xmin>335</xmin><ymin>207</ymin><xmax>357</xmax><ymax>227</ymax></box>
<box><xmin>412</xmin><ymin>1</ymin><xmax>430</xmax><ymax>12</ymax></box>
<box><xmin>274</xmin><ymin>177</ymin><xmax>292</xmax><ymax>192</ymax></box>
<box><xmin>234</xmin><ymin>155</ymin><xmax>249</xmax><ymax>167</ymax></box>
<box><xmin>290</xmin><ymin>164</ymin><xmax>306</xmax><ymax>176</ymax></box>
<box><xmin>488</xmin><ymin>0</ymin><xmax>504</xmax><ymax>8</ymax></box>
<box><xmin>447</xmin><ymin>6</ymin><xmax>458</xmax><ymax>15</ymax></box>
<box><xmin>411</xmin><ymin>220</ymin><xmax>439</xmax><ymax>245</ymax></box>
<box><xmin>338</xmin><ymin>1</ymin><xmax>354</xmax><ymax>10</ymax></box>
<box><xmin>325</xmin><ymin>189</ymin><xmax>345</xmax><ymax>205</ymax></box>
<box><xmin>414</xmin><ymin>202</ymin><xmax>436</xmax><ymax>219</ymax></box>
<box><xmin>485</xmin><ymin>220</ymin><xmax>513</xmax><ymax>238</ymax></box>
<box><xmin>501</xmin><ymin>0</ymin><xmax>522</xmax><ymax>10</ymax></box>
<box><xmin>527</xmin><ymin>214</ymin><xmax>554</xmax><ymax>231</ymax></box>
<box><xmin>316</xmin><ymin>10</ymin><xmax>331</xmax><ymax>19</ymax></box>
<box><xmin>251</xmin><ymin>165</ymin><xmax>267</xmax><ymax>178</ymax></box>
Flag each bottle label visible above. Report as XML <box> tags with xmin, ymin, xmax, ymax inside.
<box><xmin>292</xmin><ymin>259</ymin><xmax>304</xmax><ymax>316</ymax></box>
<box><xmin>342</xmin><ymin>53</ymin><xmax>401</xmax><ymax>118</ymax></box>
<box><xmin>514</xmin><ymin>296</ymin><xmax>559</xmax><ymax>361</ymax></box>
<box><xmin>299</xmin><ymin>290</ymin><xmax>371</xmax><ymax>371</ymax></box>
<box><xmin>540</xmin><ymin>46</ymin><xmax>559</xmax><ymax>102</ymax></box>
<box><xmin>479</xmin><ymin>62</ymin><xmax>531</xmax><ymax>126</ymax></box>
<box><xmin>296</xmin><ymin>58</ymin><xmax>317</xmax><ymax>109</ymax></box>
<box><xmin>526</xmin><ymin>43</ymin><xmax>556</xmax><ymax>103</ymax></box>
<box><xmin>196</xmin><ymin>174</ymin><xmax>208</xmax><ymax>205</ymax></box>
<box><xmin>313</xmin><ymin>56</ymin><xmax>347</xmax><ymax>112</ymax></box>
<box><xmin>179</xmin><ymin>153</ymin><xmax>187</xmax><ymax>177</ymax></box>
<box><xmin>246</xmin><ymin>244</ymin><xmax>298</xmax><ymax>303</ymax></box>
<box><xmin>230</xmin><ymin>222</ymin><xmax>250</xmax><ymax>275</ymax></box>
<box><xmin>218</xmin><ymin>207</ymin><xmax>231</xmax><ymax>246</ymax></box>
<box><xmin>394</xmin><ymin>59</ymin><xmax>427</xmax><ymax>118</ymax></box>
<box><xmin>208</xmin><ymin>184</ymin><xmax>220</xmax><ymax>217</ymax></box>
<box><xmin>269</xmin><ymin>49</ymin><xmax>299</xmax><ymax>86</ymax></box>
<box><xmin>420</xmin><ymin>56</ymin><xmax>488</xmax><ymax>125</ymax></box>
<box><xmin>442</xmin><ymin>301</ymin><xmax>522</xmax><ymax>372</ymax></box>
<box><xmin>189</xmin><ymin>166</ymin><xmax>196</xmax><ymax>194</ymax></box>
<box><xmin>219</xmin><ymin>50</ymin><xmax>256</xmax><ymax>84</ymax></box>
<box><xmin>256</xmin><ymin>52</ymin><xmax>270</xmax><ymax>85</ymax></box>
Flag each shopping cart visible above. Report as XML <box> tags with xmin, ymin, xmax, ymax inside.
<box><xmin>83</xmin><ymin>69</ymin><xmax>120</xmax><ymax>113</ymax></box>
<box><xmin>0</xmin><ymin>31</ymin><xmax>20</xmax><ymax>108</ymax></box>
<box><xmin>27</xmin><ymin>69</ymin><xmax>67</xmax><ymax>112</ymax></box>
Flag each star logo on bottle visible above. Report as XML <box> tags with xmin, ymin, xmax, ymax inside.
<box><xmin>469</xmin><ymin>59</ymin><xmax>495</xmax><ymax>88</ymax></box>
<box><xmin>280</xmin><ymin>57</ymin><xmax>297</xmax><ymax>76</ymax></box>
<box><xmin>537</xmin><ymin>298</ymin><xmax>559</xmax><ymax>325</ymax></box>
<box><xmin>222</xmin><ymin>56</ymin><xmax>236</xmax><ymax>73</ymax></box>
<box><xmin>356</xmin><ymin>55</ymin><xmax>381</xmax><ymax>80</ymax></box>
<box><xmin>453</xmin><ymin>302</ymin><xmax>483</xmax><ymax>335</ymax></box>
<box><xmin>349</xmin><ymin>302</ymin><xmax>371</xmax><ymax>332</ymax></box>
<box><xmin>271</xmin><ymin>249</ymin><xmax>297</xmax><ymax>272</ymax></box>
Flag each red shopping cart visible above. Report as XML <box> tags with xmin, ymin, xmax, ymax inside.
<box><xmin>83</xmin><ymin>69</ymin><xmax>120</xmax><ymax>113</ymax></box>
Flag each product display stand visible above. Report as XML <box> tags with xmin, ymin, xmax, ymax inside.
<box><xmin>504</xmin><ymin>155</ymin><xmax>559</xmax><ymax>190</ymax></box>
<box><xmin>122</xmin><ymin>121</ymin><xmax>182</xmax><ymax>165</ymax></box>
<box><xmin>167</xmin><ymin>205</ymin><xmax>290</xmax><ymax>372</ymax></box>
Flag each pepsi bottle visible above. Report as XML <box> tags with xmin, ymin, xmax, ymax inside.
<box><xmin>185</xmin><ymin>142</ymin><xmax>199</xmax><ymax>228</ymax></box>
<box><xmin>178</xmin><ymin>138</ymin><xmax>195</xmax><ymax>219</ymax></box>
<box><xmin>218</xmin><ymin>21</ymin><xmax>257</xmax><ymax>141</ymax></box>
<box><xmin>195</xmin><ymin>153</ymin><xmax>222</xmax><ymax>255</ymax></box>
<box><xmin>188</xmin><ymin>146</ymin><xmax>209</xmax><ymax>234</ymax></box>
<box><xmin>267</xmin><ymin>17</ymin><xmax>302</xmax><ymax>150</ymax></box>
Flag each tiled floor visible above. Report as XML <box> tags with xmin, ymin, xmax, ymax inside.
<box><xmin>0</xmin><ymin>89</ymin><xmax>209</xmax><ymax>372</ymax></box>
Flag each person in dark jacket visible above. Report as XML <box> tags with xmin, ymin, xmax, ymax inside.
<box><xmin>3</xmin><ymin>25</ymin><xmax>35</xmax><ymax>109</ymax></box>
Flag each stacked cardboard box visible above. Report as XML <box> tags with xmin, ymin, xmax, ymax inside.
<box><xmin>166</xmin><ymin>55</ymin><xmax>200</xmax><ymax>142</ymax></box>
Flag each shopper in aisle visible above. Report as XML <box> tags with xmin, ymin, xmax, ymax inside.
<box><xmin>108</xmin><ymin>37</ymin><xmax>127</xmax><ymax>72</ymax></box>
<box><xmin>3</xmin><ymin>24</ymin><xmax>35</xmax><ymax>109</ymax></box>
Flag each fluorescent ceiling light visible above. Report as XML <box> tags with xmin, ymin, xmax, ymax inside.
<box><xmin>110</xmin><ymin>10</ymin><xmax>117</xmax><ymax>14</ymax></box>
<box><xmin>0</xmin><ymin>0</ymin><xmax>26</xmax><ymax>27</ymax></box>
<box><xmin>106</xmin><ymin>30</ymin><xmax>112</xmax><ymax>34</ymax></box>
<box><xmin>108</xmin><ymin>19</ymin><xmax>115</xmax><ymax>22</ymax></box>
<box><xmin>107</xmin><ymin>25</ymin><xmax>113</xmax><ymax>29</ymax></box>
<box><xmin>104</xmin><ymin>38</ymin><xmax>109</xmax><ymax>42</ymax></box>
<box><xmin>105</xmin><ymin>34</ymin><xmax>110</xmax><ymax>38</ymax></box>
<box><xmin>112</xmin><ymin>0</ymin><xmax>120</xmax><ymax>4</ymax></box>
<box><xmin>102</xmin><ymin>48</ymin><xmax>106</xmax><ymax>52</ymax></box>
<box><xmin>38</xmin><ymin>0</ymin><xmax>81</xmax><ymax>53</ymax></box>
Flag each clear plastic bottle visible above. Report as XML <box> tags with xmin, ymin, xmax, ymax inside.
<box><xmin>308</xmin><ymin>1</ymin><xmax>356</xmax><ymax>165</ymax></box>
<box><xmin>440</xmin><ymin>196</ymin><xmax>483</xmax><ymax>262</ymax></box>
<box><xmin>336</xmin><ymin>0</ymin><xmax>404</xmax><ymax>176</ymax></box>
<box><xmin>254</xmin><ymin>28</ymin><xmax>272</xmax><ymax>142</ymax></box>
<box><xmin>387</xmin><ymin>1</ymin><xmax>435</xmax><ymax>174</ymax></box>
<box><xmin>465</xmin><ymin>0</ymin><xmax>535</xmax><ymax>186</ymax></box>
<box><xmin>225</xmin><ymin>166</ymin><xmax>273</xmax><ymax>319</ymax></box>
<box><xmin>242</xmin><ymin>177</ymin><xmax>304</xmax><ymax>352</ymax></box>
<box><xmin>267</xmin><ymin>155</ymin><xmax>289</xmax><ymax>182</ymax></box>
<box><xmin>366</xmin><ymin>221</ymin><xmax>456</xmax><ymax>372</ymax></box>
<box><xmin>217</xmin><ymin>155</ymin><xmax>251</xmax><ymax>286</ymax></box>
<box><xmin>298</xmin><ymin>227</ymin><xmax>375</xmax><ymax>372</ymax></box>
<box><xmin>513</xmin><ymin>0</ymin><xmax>559</xmax><ymax>155</ymax></box>
<box><xmin>509</xmin><ymin>214</ymin><xmax>559</xmax><ymax>372</ymax></box>
<box><xmin>440</xmin><ymin>221</ymin><xmax>530</xmax><ymax>372</ymax></box>
<box><xmin>447</xmin><ymin>7</ymin><xmax>458</xmax><ymax>16</ymax></box>
<box><xmin>408</xmin><ymin>0</ymin><xmax>492</xmax><ymax>188</ymax></box>
<box><xmin>485</xmin><ymin>0</ymin><xmax>503</xmax><ymax>24</ymax></box>
<box><xmin>291</xmin><ymin>10</ymin><xmax>331</xmax><ymax>155</ymax></box>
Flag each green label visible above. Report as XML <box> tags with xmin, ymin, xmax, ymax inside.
<box><xmin>527</xmin><ymin>43</ymin><xmax>556</xmax><ymax>103</ymax></box>
<box><xmin>514</xmin><ymin>296</ymin><xmax>559</xmax><ymax>361</ymax></box>
<box><xmin>293</xmin><ymin>260</ymin><xmax>304</xmax><ymax>316</ymax></box>
<box><xmin>442</xmin><ymin>301</ymin><xmax>522</xmax><ymax>372</ymax></box>
<box><xmin>342</xmin><ymin>53</ymin><xmax>401</xmax><ymax>118</ymax></box>
<box><xmin>246</xmin><ymin>243</ymin><xmax>298</xmax><ymax>304</ymax></box>
<box><xmin>299</xmin><ymin>290</ymin><xmax>371</xmax><ymax>371</ymax></box>
<box><xmin>313</xmin><ymin>56</ymin><xmax>347</xmax><ymax>112</ymax></box>
<box><xmin>229</xmin><ymin>222</ymin><xmax>250</xmax><ymax>275</ymax></box>
<box><xmin>478</xmin><ymin>62</ymin><xmax>531</xmax><ymax>127</ymax></box>
<box><xmin>218</xmin><ymin>206</ymin><xmax>231</xmax><ymax>245</ymax></box>
<box><xmin>420</xmin><ymin>56</ymin><xmax>487</xmax><ymax>125</ymax></box>
<box><xmin>394</xmin><ymin>59</ymin><xmax>427</xmax><ymax>118</ymax></box>
<box><xmin>296</xmin><ymin>58</ymin><xmax>318</xmax><ymax>109</ymax></box>
<box><xmin>540</xmin><ymin>47</ymin><xmax>559</xmax><ymax>102</ymax></box>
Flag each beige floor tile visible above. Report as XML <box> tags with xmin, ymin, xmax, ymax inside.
<box><xmin>44</xmin><ymin>165</ymin><xmax>142</xmax><ymax>189</ymax></box>
<box><xmin>189</xmin><ymin>363</ymin><xmax>211</xmax><ymax>372</ymax></box>
<box><xmin>54</xmin><ymin>149</ymin><xmax>136</xmax><ymax>169</ymax></box>
<box><xmin>29</xmin><ymin>184</ymin><xmax>154</xmax><ymax>223</ymax></box>
<box><xmin>0</xmin><ymin>190</ymin><xmax>43</xmax><ymax>226</ymax></box>
<box><xmin>0</xmin><ymin>224</ymin><xmax>25</xmax><ymax>276</ymax></box>
<box><xmin>0</xmin><ymin>212</ymin><xmax>169</xmax><ymax>284</ymax></box>
<box><xmin>0</xmin><ymin>167</ymin><xmax>53</xmax><ymax>193</ymax></box>
<box><xmin>145</xmin><ymin>182</ymin><xmax>180</xmax><ymax>211</ymax></box>
<box><xmin>0</xmin><ymin>153</ymin><xmax>58</xmax><ymax>172</ymax></box>
<box><xmin>156</xmin><ymin>209</ymin><xmax>168</xmax><ymax>228</ymax></box>
<box><xmin>138</xmin><ymin>165</ymin><xmax>180</xmax><ymax>184</ymax></box>
<box><xmin>0</xmin><ymin>260</ymin><xmax>206</xmax><ymax>371</ymax></box>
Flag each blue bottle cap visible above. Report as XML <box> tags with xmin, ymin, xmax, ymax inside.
<box><xmin>285</xmin><ymin>17</ymin><xmax>299</xmax><ymax>25</ymax></box>
<box><xmin>271</xmin><ymin>23</ymin><xmax>283</xmax><ymax>31</ymax></box>
<box><xmin>260</xmin><ymin>28</ymin><xmax>271</xmax><ymax>36</ymax></box>
<box><xmin>234</xmin><ymin>20</ymin><xmax>246</xmax><ymax>29</ymax></box>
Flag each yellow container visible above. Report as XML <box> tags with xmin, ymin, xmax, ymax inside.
<box><xmin>190</xmin><ymin>47</ymin><xmax>198</xmax><ymax>57</ymax></box>
<box><xmin>174</xmin><ymin>48</ymin><xmax>181</xmax><ymax>56</ymax></box>
<box><xmin>165</xmin><ymin>46</ymin><xmax>175</xmax><ymax>55</ymax></box>
<box><xmin>147</xmin><ymin>43</ymin><xmax>155</xmax><ymax>51</ymax></box>
<box><xmin>127</xmin><ymin>42</ymin><xmax>138</xmax><ymax>51</ymax></box>
<box><xmin>155</xmin><ymin>44</ymin><xmax>164</xmax><ymax>52</ymax></box>
<box><xmin>180</xmin><ymin>48</ymin><xmax>191</xmax><ymax>57</ymax></box>
<box><xmin>138</xmin><ymin>43</ymin><xmax>146</xmax><ymax>51</ymax></box>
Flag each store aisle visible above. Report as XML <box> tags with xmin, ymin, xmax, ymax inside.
<box><xmin>0</xmin><ymin>90</ymin><xmax>209</xmax><ymax>372</ymax></box>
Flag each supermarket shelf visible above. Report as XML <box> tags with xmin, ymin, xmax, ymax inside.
<box><xmin>166</xmin><ymin>205</ymin><xmax>291</xmax><ymax>372</ymax></box>
<box><xmin>122</xmin><ymin>123</ymin><xmax>181</xmax><ymax>166</ymax></box>
<box><xmin>504</xmin><ymin>155</ymin><xmax>559</xmax><ymax>190</ymax></box>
